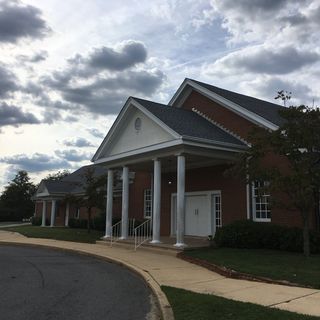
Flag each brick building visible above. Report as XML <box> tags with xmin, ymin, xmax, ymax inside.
<box><xmin>34</xmin><ymin>78</ymin><xmax>318</xmax><ymax>246</ymax></box>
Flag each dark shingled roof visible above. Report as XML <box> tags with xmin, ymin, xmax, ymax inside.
<box><xmin>133</xmin><ymin>97</ymin><xmax>246</xmax><ymax>147</ymax></box>
<box><xmin>39</xmin><ymin>165</ymin><xmax>107</xmax><ymax>196</ymax></box>
<box><xmin>189</xmin><ymin>79</ymin><xmax>285</xmax><ymax>126</ymax></box>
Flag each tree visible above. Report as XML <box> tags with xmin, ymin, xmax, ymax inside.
<box><xmin>0</xmin><ymin>171</ymin><xmax>36</xmax><ymax>221</ymax></box>
<box><xmin>44</xmin><ymin>170</ymin><xmax>70</xmax><ymax>181</ymax></box>
<box><xmin>236</xmin><ymin>105</ymin><xmax>320</xmax><ymax>257</ymax></box>
<box><xmin>77</xmin><ymin>167</ymin><xmax>106</xmax><ymax>233</ymax></box>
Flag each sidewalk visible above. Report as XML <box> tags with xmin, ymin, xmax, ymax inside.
<box><xmin>1</xmin><ymin>230</ymin><xmax>319</xmax><ymax>318</ymax></box>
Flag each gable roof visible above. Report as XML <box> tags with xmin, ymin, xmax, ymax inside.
<box><xmin>190</xmin><ymin>79</ymin><xmax>285</xmax><ymax>126</ymax></box>
<box><xmin>133</xmin><ymin>97</ymin><xmax>247</xmax><ymax>147</ymax></box>
<box><xmin>169</xmin><ymin>78</ymin><xmax>285</xmax><ymax>130</ymax></box>
<box><xmin>35</xmin><ymin>165</ymin><xmax>107</xmax><ymax>198</ymax></box>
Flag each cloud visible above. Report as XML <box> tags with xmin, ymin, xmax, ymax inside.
<box><xmin>241</xmin><ymin>76</ymin><xmax>319</xmax><ymax>106</ymax></box>
<box><xmin>87</xmin><ymin>41</ymin><xmax>147</xmax><ymax>71</ymax></box>
<box><xmin>208</xmin><ymin>46</ymin><xmax>319</xmax><ymax>75</ymax></box>
<box><xmin>208</xmin><ymin>0</ymin><xmax>318</xmax><ymax>44</ymax></box>
<box><xmin>87</xmin><ymin>128</ymin><xmax>105</xmax><ymax>139</ymax></box>
<box><xmin>0</xmin><ymin>102</ymin><xmax>40</xmax><ymax>127</ymax></box>
<box><xmin>0</xmin><ymin>0</ymin><xmax>50</xmax><ymax>43</ymax></box>
<box><xmin>62</xmin><ymin>137</ymin><xmax>95</xmax><ymax>147</ymax></box>
<box><xmin>16</xmin><ymin>50</ymin><xmax>48</xmax><ymax>63</ymax></box>
<box><xmin>0</xmin><ymin>153</ymin><xmax>72</xmax><ymax>172</ymax></box>
<box><xmin>0</xmin><ymin>65</ymin><xmax>19</xmax><ymax>98</ymax></box>
<box><xmin>54</xmin><ymin>149</ymin><xmax>91</xmax><ymax>162</ymax></box>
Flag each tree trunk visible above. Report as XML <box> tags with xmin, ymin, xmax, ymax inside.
<box><xmin>302</xmin><ymin>214</ymin><xmax>310</xmax><ymax>257</ymax></box>
<box><xmin>87</xmin><ymin>208</ymin><xmax>91</xmax><ymax>234</ymax></box>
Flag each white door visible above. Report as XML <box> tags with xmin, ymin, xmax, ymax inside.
<box><xmin>171</xmin><ymin>191</ymin><xmax>221</xmax><ymax>237</ymax></box>
<box><xmin>185</xmin><ymin>194</ymin><xmax>210</xmax><ymax>236</ymax></box>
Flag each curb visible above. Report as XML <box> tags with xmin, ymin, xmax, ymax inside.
<box><xmin>0</xmin><ymin>239</ymin><xmax>175</xmax><ymax>320</ymax></box>
<box><xmin>177</xmin><ymin>252</ymin><xmax>312</xmax><ymax>289</ymax></box>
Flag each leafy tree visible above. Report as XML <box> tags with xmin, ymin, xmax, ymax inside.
<box><xmin>44</xmin><ymin>170</ymin><xmax>70</xmax><ymax>181</ymax></box>
<box><xmin>0</xmin><ymin>171</ymin><xmax>36</xmax><ymax>221</ymax></box>
<box><xmin>236</xmin><ymin>105</ymin><xmax>320</xmax><ymax>257</ymax></box>
<box><xmin>77</xmin><ymin>167</ymin><xmax>106</xmax><ymax>233</ymax></box>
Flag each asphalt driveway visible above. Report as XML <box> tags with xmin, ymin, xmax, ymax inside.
<box><xmin>0</xmin><ymin>245</ymin><xmax>155</xmax><ymax>320</ymax></box>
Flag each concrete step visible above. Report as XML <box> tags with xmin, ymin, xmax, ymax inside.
<box><xmin>96</xmin><ymin>239</ymin><xmax>181</xmax><ymax>256</ymax></box>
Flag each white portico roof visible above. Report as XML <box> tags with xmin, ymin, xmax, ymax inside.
<box><xmin>92</xmin><ymin>97</ymin><xmax>247</xmax><ymax>168</ymax></box>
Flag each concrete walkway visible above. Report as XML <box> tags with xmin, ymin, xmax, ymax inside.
<box><xmin>1</xmin><ymin>230</ymin><xmax>319</xmax><ymax>318</ymax></box>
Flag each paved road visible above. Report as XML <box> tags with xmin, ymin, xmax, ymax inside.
<box><xmin>0</xmin><ymin>245</ymin><xmax>155</xmax><ymax>320</ymax></box>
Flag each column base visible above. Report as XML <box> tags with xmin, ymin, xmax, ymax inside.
<box><xmin>150</xmin><ymin>240</ymin><xmax>161</xmax><ymax>244</ymax></box>
<box><xmin>119</xmin><ymin>236</ymin><xmax>127</xmax><ymax>240</ymax></box>
<box><xmin>102</xmin><ymin>235</ymin><xmax>111</xmax><ymax>239</ymax></box>
<box><xmin>173</xmin><ymin>242</ymin><xmax>187</xmax><ymax>248</ymax></box>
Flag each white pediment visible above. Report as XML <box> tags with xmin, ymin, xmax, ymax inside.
<box><xmin>95</xmin><ymin>101</ymin><xmax>179</xmax><ymax>160</ymax></box>
<box><xmin>35</xmin><ymin>181</ymin><xmax>49</xmax><ymax>197</ymax></box>
<box><xmin>106</xmin><ymin>108</ymin><xmax>175</xmax><ymax>157</ymax></box>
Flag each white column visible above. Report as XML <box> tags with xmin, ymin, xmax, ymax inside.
<box><xmin>41</xmin><ymin>200</ymin><xmax>46</xmax><ymax>227</ymax></box>
<box><xmin>151</xmin><ymin>159</ymin><xmax>161</xmax><ymax>243</ymax></box>
<box><xmin>175</xmin><ymin>155</ymin><xmax>186</xmax><ymax>247</ymax></box>
<box><xmin>65</xmin><ymin>202</ymin><xmax>70</xmax><ymax>227</ymax></box>
<box><xmin>120</xmin><ymin>166</ymin><xmax>129</xmax><ymax>239</ymax></box>
<box><xmin>50</xmin><ymin>200</ymin><xmax>56</xmax><ymax>227</ymax></box>
<box><xmin>104</xmin><ymin>169</ymin><xmax>113</xmax><ymax>238</ymax></box>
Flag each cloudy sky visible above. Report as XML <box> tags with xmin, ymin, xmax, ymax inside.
<box><xmin>1</xmin><ymin>0</ymin><xmax>320</xmax><ymax>189</ymax></box>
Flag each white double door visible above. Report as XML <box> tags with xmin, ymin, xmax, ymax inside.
<box><xmin>171</xmin><ymin>191</ymin><xmax>221</xmax><ymax>237</ymax></box>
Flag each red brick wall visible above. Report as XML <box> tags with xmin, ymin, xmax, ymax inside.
<box><xmin>183</xmin><ymin>90</ymin><xmax>256</xmax><ymax>141</ymax></box>
<box><xmin>160</xmin><ymin>165</ymin><xmax>247</xmax><ymax>236</ymax></box>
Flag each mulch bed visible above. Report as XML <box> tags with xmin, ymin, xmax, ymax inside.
<box><xmin>177</xmin><ymin>252</ymin><xmax>312</xmax><ymax>289</ymax></box>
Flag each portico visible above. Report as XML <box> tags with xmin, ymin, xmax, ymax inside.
<box><xmin>92</xmin><ymin>97</ymin><xmax>247</xmax><ymax>247</ymax></box>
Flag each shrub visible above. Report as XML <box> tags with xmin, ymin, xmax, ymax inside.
<box><xmin>31</xmin><ymin>216</ymin><xmax>42</xmax><ymax>226</ymax></box>
<box><xmin>214</xmin><ymin>220</ymin><xmax>320</xmax><ymax>254</ymax></box>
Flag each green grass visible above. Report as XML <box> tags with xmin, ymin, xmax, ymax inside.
<box><xmin>162</xmin><ymin>286</ymin><xmax>319</xmax><ymax>320</ymax></box>
<box><xmin>184</xmin><ymin>248</ymin><xmax>320</xmax><ymax>288</ymax></box>
<box><xmin>1</xmin><ymin>225</ymin><xmax>103</xmax><ymax>243</ymax></box>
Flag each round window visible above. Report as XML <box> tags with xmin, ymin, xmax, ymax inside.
<box><xmin>134</xmin><ymin>117</ymin><xmax>141</xmax><ymax>131</ymax></box>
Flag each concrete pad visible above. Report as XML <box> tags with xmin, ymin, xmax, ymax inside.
<box><xmin>222</xmin><ymin>283</ymin><xmax>318</xmax><ymax>306</ymax></box>
<box><xmin>150</xmin><ymin>267</ymin><xmax>223</xmax><ymax>284</ymax></box>
<box><xmin>274</xmin><ymin>292</ymin><xmax>320</xmax><ymax>317</ymax></box>
<box><xmin>174</xmin><ymin>277</ymin><xmax>265</xmax><ymax>296</ymax></box>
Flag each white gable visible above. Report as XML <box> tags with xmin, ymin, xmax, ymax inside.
<box><xmin>106</xmin><ymin>108</ymin><xmax>174</xmax><ymax>157</ymax></box>
<box><xmin>35</xmin><ymin>181</ymin><xmax>49</xmax><ymax>197</ymax></box>
<box><xmin>102</xmin><ymin>106</ymin><xmax>176</xmax><ymax>158</ymax></box>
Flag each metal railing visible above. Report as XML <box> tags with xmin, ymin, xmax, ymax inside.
<box><xmin>110</xmin><ymin>218</ymin><xmax>135</xmax><ymax>246</ymax></box>
<box><xmin>110</xmin><ymin>220</ymin><xmax>122</xmax><ymax>246</ymax></box>
<box><xmin>134</xmin><ymin>219</ymin><xmax>152</xmax><ymax>251</ymax></box>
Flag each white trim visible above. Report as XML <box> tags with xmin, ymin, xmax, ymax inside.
<box><xmin>169</xmin><ymin>79</ymin><xmax>279</xmax><ymax>131</ymax></box>
<box><xmin>93</xmin><ymin>139</ymin><xmax>183</xmax><ymax>165</ymax></box>
<box><xmin>92</xmin><ymin>98</ymin><xmax>180</xmax><ymax>162</ymax></box>
<box><xmin>170</xmin><ymin>190</ymin><xmax>221</xmax><ymax>237</ymax></box>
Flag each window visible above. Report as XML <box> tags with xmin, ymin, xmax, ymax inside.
<box><xmin>144</xmin><ymin>189</ymin><xmax>152</xmax><ymax>218</ymax></box>
<box><xmin>253</xmin><ymin>181</ymin><xmax>271</xmax><ymax>221</ymax></box>
<box><xmin>215</xmin><ymin>195</ymin><xmax>222</xmax><ymax>228</ymax></box>
<box><xmin>75</xmin><ymin>208</ymin><xmax>80</xmax><ymax>219</ymax></box>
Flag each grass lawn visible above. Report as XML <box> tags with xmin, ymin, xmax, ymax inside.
<box><xmin>163</xmin><ymin>286</ymin><xmax>319</xmax><ymax>320</ymax></box>
<box><xmin>184</xmin><ymin>248</ymin><xmax>320</xmax><ymax>289</ymax></box>
<box><xmin>1</xmin><ymin>225</ymin><xmax>103</xmax><ymax>243</ymax></box>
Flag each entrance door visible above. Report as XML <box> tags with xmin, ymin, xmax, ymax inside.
<box><xmin>171</xmin><ymin>191</ymin><xmax>221</xmax><ymax>237</ymax></box>
<box><xmin>185</xmin><ymin>194</ymin><xmax>210</xmax><ymax>236</ymax></box>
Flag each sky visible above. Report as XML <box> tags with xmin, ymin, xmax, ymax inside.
<box><xmin>0</xmin><ymin>0</ymin><xmax>320</xmax><ymax>190</ymax></box>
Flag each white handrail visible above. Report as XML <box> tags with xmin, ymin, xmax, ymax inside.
<box><xmin>134</xmin><ymin>219</ymin><xmax>152</xmax><ymax>251</ymax></box>
<box><xmin>110</xmin><ymin>218</ymin><xmax>135</xmax><ymax>246</ymax></box>
<box><xmin>110</xmin><ymin>219</ymin><xmax>122</xmax><ymax>246</ymax></box>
